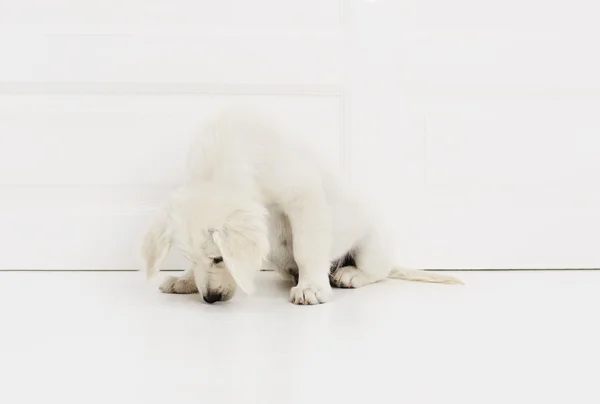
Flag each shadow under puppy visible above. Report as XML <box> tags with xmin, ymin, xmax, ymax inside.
<box><xmin>141</xmin><ymin>106</ymin><xmax>462</xmax><ymax>305</ymax></box>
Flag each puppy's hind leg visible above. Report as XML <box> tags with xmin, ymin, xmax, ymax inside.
<box><xmin>331</xmin><ymin>233</ymin><xmax>397</xmax><ymax>289</ymax></box>
<box><xmin>348</xmin><ymin>232</ymin><xmax>464</xmax><ymax>286</ymax></box>
<box><xmin>159</xmin><ymin>268</ymin><xmax>199</xmax><ymax>294</ymax></box>
<box><xmin>330</xmin><ymin>265</ymin><xmax>371</xmax><ymax>289</ymax></box>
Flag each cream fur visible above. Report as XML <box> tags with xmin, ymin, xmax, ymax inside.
<box><xmin>141</xmin><ymin>106</ymin><xmax>463</xmax><ymax>305</ymax></box>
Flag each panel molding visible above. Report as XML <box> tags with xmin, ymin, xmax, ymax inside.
<box><xmin>0</xmin><ymin>82</ymin><xmax>345</xmax><ymax>96</ymax></box>
<box><xmin>408</xmin><ymin>87</ymin><xmax>600</xmax><ymax>101</ymax></box>
<box><xmin>0</xmin><ymin>0</ymin><xmax>344</xmax><ymax>36</ymax></box>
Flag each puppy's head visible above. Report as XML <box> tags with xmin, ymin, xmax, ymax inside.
<box><xmin>141</xmin><ymin>184</ymin><xmax>270</xmax><ymax>303</ymax></box>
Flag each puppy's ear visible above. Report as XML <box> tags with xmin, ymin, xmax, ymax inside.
<box><xmin>212</xmin><ymin>206</ymin><xmax>269</xmax><ymax>294</ymax></box>
<box><xmin>140</xmin><ymin>210</ymin><xmax>172</xmax><ymax>279</ymax></box>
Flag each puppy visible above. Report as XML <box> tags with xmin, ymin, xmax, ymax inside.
<box><xmin>141</xmin><ymin>106</ymin><xmax>462</xmax><ymax>305</ymax></box>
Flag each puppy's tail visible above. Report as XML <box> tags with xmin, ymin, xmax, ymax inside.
<box><xmin>389</xmin><ymin>267</ymin><xmax>464</xmax><ymax>285</ymax></box>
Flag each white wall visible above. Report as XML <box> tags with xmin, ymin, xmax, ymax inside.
<box><xmin>1</xmin><ymin>0</ymin><xmax>599</xmax><ymax>270</ymax></box>
<box><xmin>0</xmin><ymin>0</ymin><xmax>349</xmax><ymax>270</ymax></box>
<box><xmin>347</xmin><ymin>0</ymin><xmax>600</xmax><ymax>269</ymax></box>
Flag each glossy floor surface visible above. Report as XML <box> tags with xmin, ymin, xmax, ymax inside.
<box><xmin>1</xmin><ymin>270</ymin><xmax>598</xmax><ymax>404</ymax></box>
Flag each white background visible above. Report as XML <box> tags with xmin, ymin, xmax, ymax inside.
<box><xmin>1</xmin><ymin>0</ymin><xmax>599</xmax><ymax>270</ymax></box>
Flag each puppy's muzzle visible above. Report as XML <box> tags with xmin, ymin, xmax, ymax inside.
<box><xmin>198</xmin><ymin>267</ymin><xmax>236</xmax><ymax>304</ymax></box>
<box><xmin>203</xmin><ymin>292</ymin><xmax>223</xmax><ymax>304</ymax></box>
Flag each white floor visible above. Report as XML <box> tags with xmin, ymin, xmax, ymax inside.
<box><xmin>1</xmin><ymin>270</ymin><xmax>599</xmax><ymax>404</ymax></box>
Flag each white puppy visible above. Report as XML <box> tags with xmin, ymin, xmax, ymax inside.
<box><xmin>141</xmin><ymin>106</ymin><xmax>462</xmax><ymax>305</ymax></box>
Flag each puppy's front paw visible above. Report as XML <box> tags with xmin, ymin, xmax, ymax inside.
<box><xmin>289</xmin><ymin>283</ymin><xmax>332</xmax><ymax>305</ymax></box>
<box><xmin>159</xmin><ymin>275</ymin><xmax>198</xmax><ymax>294</ymax></box>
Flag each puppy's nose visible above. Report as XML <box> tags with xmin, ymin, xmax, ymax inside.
<box><xmin>203</xmin><ymin>292</ymin><xmax>223</xmax><ymax>304</ymax></box>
